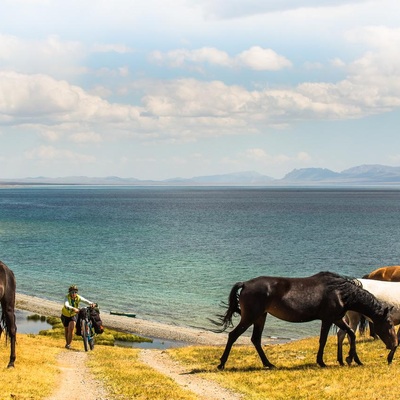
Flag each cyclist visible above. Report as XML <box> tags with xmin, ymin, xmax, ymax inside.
<box><xmin>61</xmin><ymin>285</ymin><xmax>95</xmax><ymax>349</ymax></box>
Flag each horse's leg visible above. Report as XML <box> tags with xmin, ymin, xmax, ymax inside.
<box><xmin>337</xmin><ymin>327</ymin><xmax>346</xmax><ymax>366</ymax></box>
<box><xmin>250</xmin><ymin>313</ymin><xmax>275</xmax><ymax>369</ymax></box>
<box><xmin>337</xmin><ymin>311</ymin><xmax>360</xmax><ymax>366</ymax></box>
<box><xmin>369</xmin><ymin>322</ymin><xmax>377</xmax><ymax>339</ymax></box>
<box><xmin>387</xmin><ymin>326</ymin><xmax>400</xmax><ymax>364</ymax></box>
<box><xmin>6</xmin><ymin>309</ymin><xmax>17</xmax><ymax>368</ymax></box>
<box><xmin>317</xmin><ymin>321</ymin><xmax>332</xmax><ymax>367</ymax></box>
<box><xmin>335</xmin><ymin>319</ymin><xmax>362</xmax><ymax>366</ymax></box>
<box><xmin>2</xmin><ymin>302</ymin><xmax>17</xmax><ymax>368</ymax></box>
<box><xmin>6</xmin><ymin>306</ymin><xmax>17</xmax><ymax>368</ymax></box>
<box><xmin>218</xmin><ymin>320</ymin><xmax>251</xmax><ymax>370</ymax></box>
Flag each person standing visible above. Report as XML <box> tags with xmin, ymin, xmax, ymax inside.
<box><xmin>61</xmin><ymin>285</ymin><xmax>95</xmax><ymax>349</ymax></box>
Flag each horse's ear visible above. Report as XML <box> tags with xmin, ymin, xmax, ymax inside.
<box><xmin>384</xmin><ymin>306</ymin><xmax>394</xmax><ymax>317</ymax></box>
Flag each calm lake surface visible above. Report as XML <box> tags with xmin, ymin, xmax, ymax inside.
<box><xmin>2</xmin><ymin>186</ymin><xmax>400</xmax><ymax>340</ymax></box>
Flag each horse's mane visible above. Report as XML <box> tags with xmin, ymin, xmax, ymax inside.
<box><xmin>320</xmin><ymin>271</ymin><xmax>387</xmax><ymax>317</ymax></box>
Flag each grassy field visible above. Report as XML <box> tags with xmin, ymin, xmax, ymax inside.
<box><xmin>168</xmin><ymin>335</ymin><xmax>400</xmax><ymax>400</ymax></box>
<box><xmin>0</xmin><ymin>332</ymin><xmax>399</xmax><ymax>399</ymax></box>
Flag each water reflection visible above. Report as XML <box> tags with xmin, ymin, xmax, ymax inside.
<box><xmin>16</xmin><ymin>310</ymin><xmax>51</xmax><ymax>334</ymax></box>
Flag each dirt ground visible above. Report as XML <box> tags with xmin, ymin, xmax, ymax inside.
<box><xmin>18</xmin><ymin>292</ymin><xmax>245</xmax><ymax>399</ymax></box>
<box><xmin>45</xmin><ymin>350</ymin><xmax>109</xmax><ymax>400</ymax></box>
<box><xmin>45</xmin><ymin>346</ymin><xmax>242</xmax><ymax>400</ymax></box>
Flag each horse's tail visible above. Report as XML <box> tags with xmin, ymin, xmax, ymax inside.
<box><xmin>0</xmin><ymin>309</ymin><xmax>6</xmax><ymax>338</ymax></box>
<box><xmin>209</xmin><ymin>282</ymin><xmax>244</xmax><ymax>333</ymax></box>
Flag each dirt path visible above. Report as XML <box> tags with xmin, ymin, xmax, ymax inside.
<box><xmin>139</xmin><ymin>349</ymin><xmax>242</xmax><ymax>400</ymax></box>
<box><xmin>46</xmin><ymin>348</ymin><xmax>242</xmax><ymax>400</ymax></box>
<box><xmin>45</xmin><ymin>350</ymin><xmax>109</xmax><ymax>400</ymax></box>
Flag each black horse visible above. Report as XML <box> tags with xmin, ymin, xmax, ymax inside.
<box><xmin>0</xmin><ymin>261</ymin><xmax>17</xmax><ymax>368</ymax></box>
<box><xmin>212</xmin><ymin>271</ymin><xmax>397</xmax><ymax>369</ymax></box>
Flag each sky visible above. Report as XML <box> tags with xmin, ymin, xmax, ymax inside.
<box><xmin>1</xmin><ymin>0</ymin><xmax>400</xmax><ymax>180</ymax></box>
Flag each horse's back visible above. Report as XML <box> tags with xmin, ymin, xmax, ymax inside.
<box><xmin>358</xmin><ymin>278</ymin><xmax>400</xmax><ymax>308</ymax></box>
<box><xmin>0</xmin><ymin>261</ymin><xmax>16</xmax><ymax>301</ymax></box>
<box><xmin>240</xmin><ymin>272</ymin><xmax>347</xmax><ymax>322</ymax></box>
<box><xmin>365</xmin><ymin>266</ymin><xmax>400</xmax><ymax>281</ymax></box>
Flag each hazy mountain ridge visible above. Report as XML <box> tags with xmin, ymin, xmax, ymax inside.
<box><xmin>3</xmin><ymin>165</ymin><xmax>400</xmax><ymax>186</ymax></box>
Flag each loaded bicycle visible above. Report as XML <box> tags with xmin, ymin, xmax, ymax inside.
<box><xmin>78</xmin><ymin>304</ymin><xmax>103</xmax><ymax>351</ymax></box>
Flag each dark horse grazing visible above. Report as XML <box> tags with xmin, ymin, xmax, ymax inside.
<box><xmin>212</xmin><ymin>272</ymin><xmax>397</xmax><ymax>369</ymax></box>
<box><xmin>362</xmin><ymin>265</ymin><xmax>400</xmax><ymax>339</ymax></box>
<box><xmin>0</xmin><ymin>261</ymin><xmax>17</xmax><ymax>368</ymax></box>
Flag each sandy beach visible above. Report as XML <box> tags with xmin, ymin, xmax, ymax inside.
<box><xmin>16</xmin><ymin>292</ymin><xmax>251</xmax><ymax>346</ymax></box>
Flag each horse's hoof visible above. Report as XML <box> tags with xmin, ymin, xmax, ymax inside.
<box><xmin>217</xmin><ymin>364</ymin><xmax>225</xmax><ymax>371</ymax></box>
<box><xmin>7</xmin><ymin>364</ymin><xmax>14</xmax><ymax>369</ymax></box>
<box><xmin>338</xmin><ymin>361</ymin><xmax>345</xmax><ymax>367</ymax></box>
<box><xmin>318</xmin><ymin>362</ymin><xmax>327</xmax><ymax>368</ymax></box>
<box><xmin>345</xmin><ymin>357</ymin><xmax>353</xmax><ymax>365</ymax></box>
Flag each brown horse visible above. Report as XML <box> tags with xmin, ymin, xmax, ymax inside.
<box><xmin>364</xmin><ymin>265</ymin><xmax>400</xmax><ymax>281</ymax></box>
<box><xmin>212</xmin><ymin>271</ymin><xmax>397</xmax><ymax>370</ymax></box>
<box><xmin>0</xmin><ymin>261</ymin><xmax>17</xmax><ymax>368</ymax></box>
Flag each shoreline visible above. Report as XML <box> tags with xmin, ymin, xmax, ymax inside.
<box><xmin>16</xmin><ymin>293</ymin><xmax>256</xmax><ymax>346</ymax></box>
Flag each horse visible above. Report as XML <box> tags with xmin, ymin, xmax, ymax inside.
<box><xmin>363</xmin><ymin>265</ymin><xmax>400</xmax><ymax>281</ymax></box>
<box><xmin>337</xmin><ymin>278</ymin><xmax>400</xmax><ymax>365</ymax></box>
<box><xmin>0</xmin><ymin>261</ymin><xmax>17</xmax><ymax>368</ymax></box>
<box><xmin>363</xmin><ymin>265</ymin><xmax>400</xmax><ymax>338</ymax></box>
<box><xmin>212</xmin><ymin>271</ymin><xmax>397</xmax><ymax>370</ymax></box>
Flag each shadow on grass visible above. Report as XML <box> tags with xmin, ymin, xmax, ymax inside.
<box><xmin>187</xmin><ymin>362</ymin><xmax>361</xmax><ymax>374</ymax></box>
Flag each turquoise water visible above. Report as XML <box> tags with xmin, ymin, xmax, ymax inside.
<box><xmin>2</xmin><ymin>186</ymin><xmax>400</xmax><ymax>340</ymax></box>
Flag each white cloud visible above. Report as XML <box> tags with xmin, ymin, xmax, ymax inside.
<box><xmin>150</xmin><ymin>46</ymin><xmax>291</xmax><ymax>71</ymax></box>
<box><xmin>69</xmin><ymin>132</ymin><xmax>103</xmax><ymax>144</ymax></box>
<box><xmin>244</xmin><ymin>148</ymin><xmax>311</xmax><ymax>165</ymax></box>
<box><xmin>150</xmin><ymin>48</ymin><xmax>231</xmax><ymax>68</ymax></box>
<box><xmin>1</xmin><ymin>24</ymin><xmax>400</xmax><ymax>147</ymax></box>
<box><xmin>236</xmin><ymin>46</ymin><xmax>292</xmax><ymax>70</ymax></box>
<box><xmin>25</xmin><ymin>145</ymin><xmax>96</xmax><ymax>164</ymax></box>
<box><xmin>91</xmin><ymin>43</ymin><xmax>134</xmax><ymax>54</ymax></box>
<box><xmin>0</xmin><ymin>71</ymin><xmax>142</xmax><ymax>124</ymax></box>
<box><xmin>0</xmin><ymin>34</ymin><xmax>84</xmax><ymax>78</ymax></box>
<box><xmin>192</xmin><ymin>0</ymin><xmax>371</xmax><ymax>19</ymax></box>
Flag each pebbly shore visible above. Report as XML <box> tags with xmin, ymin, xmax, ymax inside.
<box><xmin>15</xmin><ymin>292</ymin><xmax>252</xmax><ymax>346</ymax></box>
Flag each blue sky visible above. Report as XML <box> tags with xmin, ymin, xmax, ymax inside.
<box><xmin>1</xmin><ymin>0</ymin><xmax>399</xmax><ymax>180</ymax></box>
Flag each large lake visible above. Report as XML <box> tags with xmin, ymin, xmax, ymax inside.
<box><xmin>2</xmin><ymin>186</ymin><xmax>400</xmax><ymax>340</ymax></box>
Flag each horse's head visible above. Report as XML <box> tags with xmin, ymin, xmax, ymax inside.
<box><xmin>374</xmin><ymin>306</ymin><xmax>398</xmax><ymax>351</ymax></box>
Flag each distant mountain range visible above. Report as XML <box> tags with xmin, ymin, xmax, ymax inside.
<box><xmin>3</xmin><ymin>164</ymin><xmax>400</xmax><ymax>186</ymax></box>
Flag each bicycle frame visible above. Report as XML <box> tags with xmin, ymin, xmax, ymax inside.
<box><xmin>80</xmin><ymin>307</ymin><xmax>95</xmax><ymax>351</ymax></box>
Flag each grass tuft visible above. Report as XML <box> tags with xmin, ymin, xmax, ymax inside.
<box><xmin>37</xmin><ymin>315</ymin><xmax>152</xmax><ymax>346</ymax></box>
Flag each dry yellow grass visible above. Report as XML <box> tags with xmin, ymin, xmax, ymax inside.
<box><xmin>168</xmin><ymin>335</ymin><xmax>400</xmax><ymax>400</ymax></box>
<box><xmin>87</xmin><ymin>345</ymin><xmax>199</xmax><ymax>400</ymax></box>
<box><xmin>0</xmin><ymin>334</ymin><xmax>64</xmax><ymax>400</ymax></box>
<box><xmin>2</xmin><ymin>332</ymin><xmax>400</xmax><ymax>400</ymax></box>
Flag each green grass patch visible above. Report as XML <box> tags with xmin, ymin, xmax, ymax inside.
<box><xmin>36</xmin><ymin>315</ymin><xmax>152</xmax><ymax>347</ymax></box>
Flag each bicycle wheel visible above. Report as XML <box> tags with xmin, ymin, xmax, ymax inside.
<box><xmin>88</xmin><ymin>322</ymin><xmax>95</xmax><ymax>350</ymax></box>
<box><xmin>81</xmin><ymin>319</ymin><xmax>89</xmax><ymax>352</ymax></box>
